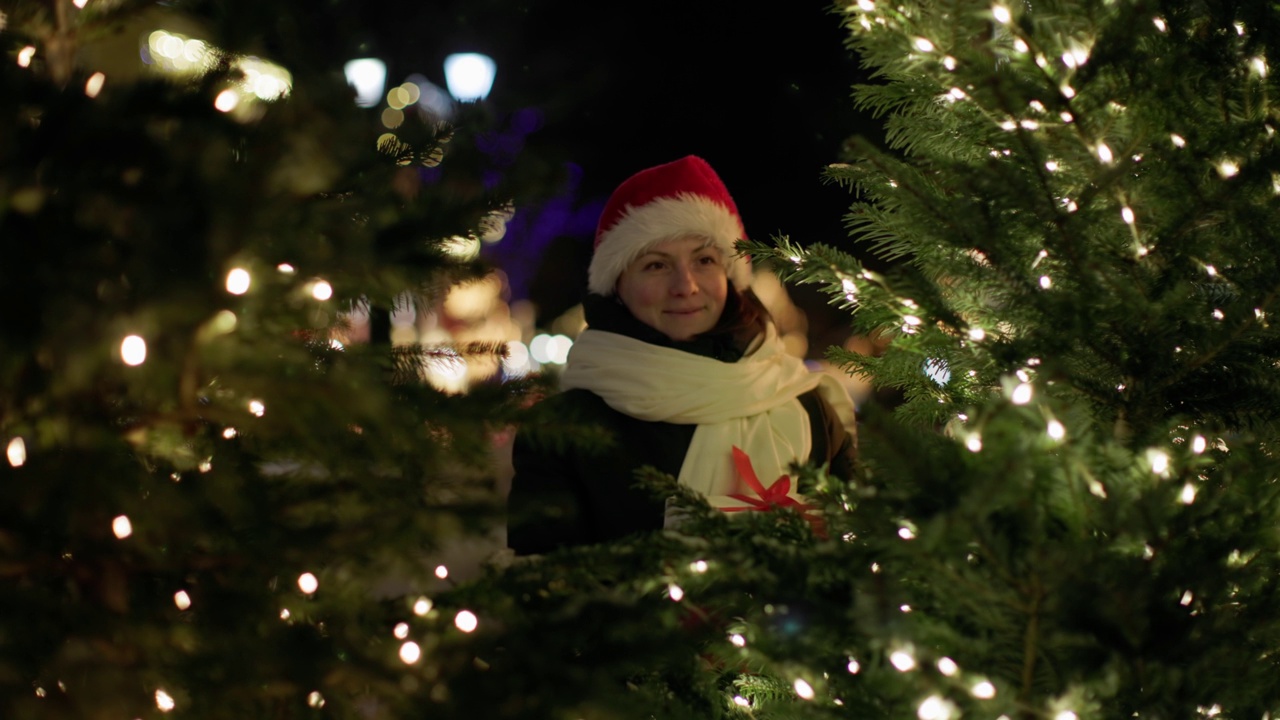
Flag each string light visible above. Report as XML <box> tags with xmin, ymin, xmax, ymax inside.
<box><xmin>890</xmin><ymin>650</ymin><xmax>917</xmax><ymax>671</ymax></box>
<box><xmin>1147</xmin><ymin>449</ymin><xmax>1170</xmax><ymax>475</ymax></box>
<box><xmin>729</xmin><ymin>633</ymin><xmax>746</xmax><ymax>647</ymax></box>
<box><xmin>898</xmin><ymin>526</ymin><xmax>916</xmax><ymax>540</ymax></box>
<box><xmin>1121</xmin><ymin>206</ymin><xmax>1135</xmax><ymax>224</ymax></box>
<box><xmin>914</xmin><ymin>37</ymin><xmax>935</xmax><ymax>52</ymax></box>
<box><xmin>1192</xmin><ymin>435</ymin><xmax>1207</xmax><ymax>453</ymax></box>
<box><xmin>7</xmin><ymin>437</ymin><xmax>26</xmax><ymax>467</ymax></box>
<box><xmin>733</xmin><ymin>696</ymin><xmax>751</xmax><ymax>707</ymax></box>
<box><xmin>394</xmin><ymin>622</ymin><xmax>410</xmax><ymax>639</ymax></box>
<box><xmin>17</xmin><ymin>46</ymin><xmax>36</xmax><ymax>68</ymax></box>
<box><xmin>225</xmin><ymin>268</ymin><xmax>251</xmax><ymax>294</ymax></box>
<box><xmin>918</xmin><ymin>695</ymin><xmax>956</xmax><ymax>720</ymax></box>
<box><xmin>112</xmin><ymin>515</ymin><xmax>133</xmax><ymax>539</ymax></box>
<box><xmin>668</xmin><ymin>584</ymin><xmax>685</xmax><ymax>602</ymax></box>
<box><xmin>1039</xmin><ymin>275</ymin><xmax>1051</xmax><ymax>289</ymax></box>
<box><xmin>222</xmin><ymin>427</ymin><xmax>237</xmax><ymax>439</ymax></box>
<box><xmin>1055</xmin><ymin>712</ymin><xmax>1079</xmax><ymax>720</ymax></box>
<box><xmin>968</xmin><ymin>327</ymin><xmax>985</xmax><ymax>341</ymax></box>
<box><xmin>937</xmin><ymin>657</ymin><xmax>959</xmax><ymax>676</ymax></box>
<box><xmin>174</xmin><ymin>590</ymin><xmax>192</xmax><ymax>610</ymax></box>
<box><xmin>1060</xmin><ymin>111</ymin><xmax>1073</xmax><ymax>123</ymax></box>
<box><xmin>847</xmin><ymin>658</ymin><xmax>861</xmax><ymax>674</ymax></box>
<box><xmin>399</xmin><ymin>641</ymin><xmax>421</xmax><ymax>664</ymax></box>
<box><xmin>1012</xmin><ymin>383</ymin><xmax>1033</xmax><ymax>404</ymax></box>
<box><xmin>1250</xmin><ymin>57</ymin><xmax>1268</xmax><ymax>77</ymax></box>
<box><xmin>155</xmin><ymin>689</ymin><xmax>176</xmax><ymax>712</ymax></box>
<box><xmin>1014</xmin><ymin>39</ymin><xmax>1029</xmax><ymax>53</ymax></box>
<box><xmin>793</xmin><ymin>678</ymin><xmax>816</xmax><ymax>700</ymax></box>
<box><xmin>1095</xmin><ymin>142</ymin><xmax>1113</xmax><ymax>163</ymax></box>
<box><xmin>1216</xmin><ymin>160</ymin><xmax>1240</xmax><ymax>178</ymax></box>
<box><xmin>84</xmin><ymin>72</ymin><xmax>106</xmax><ymax>98</ymax></box>
<box><xmin>307</xmin><ymin>692</ymin><xmax>325</xmax><ymax>708</ymax></box>
<box><xmin>248</xmin><ymin>399</ymin><xmax>265</xmax><ymax>417</ymax></box>
<box><xmin>277</xmin><ymin>263</ymin><xmax>295</xmax><ymax>273</ymax></box>
<box><xmin>297</xmin><ymin>572</ymin><xmax>318</xmax><ymax>594</ymax></box>
<box><xmin>966</xmin><ymin>434</ymin><xmax>983</xmax><ymax>452</ymax></box>
<box><xmin>1180</xmin><ymin>590</ymin><xmax>1194</xmax><ymax>606</ymax></box>
<box><xmin>943</xmin><ymin>56</ymin><xmax>957</xmax><ymax>70</ymax></box>
<box><xmin>413</xmin><ymin>597</ymin><xmax>433</xmax><ymax>615</ymax></box>
<box><xmin>992</xmin><ymin>5</ymin><xmax>1011</xmax><ymax>23</ymax></box>
<box><xmin>1153</xmin><ymin>17</ymin><xmax>1167</xmax><ymax>31</ymax></box>
<box><xmin>121</xmin><ymin>335</ymin><xmax>147</xmax><ymax>366</ymax></box>
<box><xmin>434</xmin><ymin>565</ymin><xmax>449</xmax><ymax>579</ymax></box>
<box><xmin>454</xmin><ymin>610</ymin><xmax>478</xmax><ymax>632</ymax></box>
<box><xmin>972</xmin><ymin>681</ymin><xmax>997</xmax><ymax>699</ymax></box>
<box><xmin>310</xmin><ymin>280</ymin><xmax>333</xmax><ymax>300</ymax></box>
<box><xmin>689</xmin><ymin>560</ymin><xmax>708</xmax><ymax>573</ymax></box>
<box><xmin>1180</xmin><ymin>483</ymin><xmax>1197</xmax><ymax>504</ymax></box>
<box><xmin>1047</xmin><ymin>419</ymin><xmax>1066</xmax><ymax>440</ymax></box>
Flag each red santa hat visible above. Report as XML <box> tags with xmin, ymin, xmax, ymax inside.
<box><xmin>588</xmin><ymin>155</ymin><xmax>752</xmax><ymax>296</ymax></box>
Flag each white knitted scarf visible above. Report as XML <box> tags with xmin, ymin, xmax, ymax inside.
<box><xmin>560</xmin><ymin>325</ymin><xmax>856</xmax><ymax>515</ymax></box>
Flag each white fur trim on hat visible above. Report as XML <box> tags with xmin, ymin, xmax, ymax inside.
<box><xmin>588</xmin><ymin>193</ymin><xmax>751</xmax><ymax>296</ymax></box>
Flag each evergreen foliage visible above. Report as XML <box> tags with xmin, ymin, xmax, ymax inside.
<box><xmin>445</xmin><ymin>1</ymin><xmax>1280</xmax><ymax>719</ymax></box>
<box><xmin>0</xmin><ymin>1</ymin><xmax>551</xmax><ymax>717</ymax></box>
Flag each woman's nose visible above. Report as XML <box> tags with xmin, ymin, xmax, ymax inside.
<box><xmin>669</xmin><ymin>264</ymin><xmax>698</xmax><ymax>294</ymax></box>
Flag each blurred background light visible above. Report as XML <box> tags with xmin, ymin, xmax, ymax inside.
<box><xmin>345</xmin><ymin>58</ymin><xmax>387</xmax><ymax>108</ymax></box>
<box><xmin>443</xmin><ymin>53</ymin><xmax>496</xmax><ymax>101</ymax></box>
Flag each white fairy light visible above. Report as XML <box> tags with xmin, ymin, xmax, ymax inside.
<box><xmin>84</xmin><ymin>72</ymin><xmax>106</xmax><ymax>98</ymax></box>
<box><xmin>280</xmin><ymin>608</ymin><xmax>291</xmax><ymax>620</ymax></box>
<box><xmin>1045</xmin><ymin>160</ymin><xmax>1060</xmax><ymax>172</ymax></box>
<box><xmin>1148</xmin><ymin>449</ymin><xmax>1170</xmax><ymax>475</ymax></box>
<box><xmin>972</xmin><ymin>681</ymin><xmax>997</xmax><ymax>699</ymax></box>
<box><xmin>1012</xmin><ymin>382</ymin><xmax>1034</xmax><ymax>405</ymax></box>
<box><xmin>18</xmin><ymin>46</ymin><xmax>36</xmax><ymax>68</ymax></box>
<box><xmin>1180</xmin><ymin>483</ymin><xmax>1197</xmax><ymax>504</ymax></box>
<box><xmin>914</xmin><ymin>37</ymin><xmax>935</xmax><ymax>53</ymax></box>
<box><xmin>214</xmin><ymin>89</ymin><xmax>240</xmax><ymax>113</ymax></box>
<box><xmin>1180</xmin><ymin>590</ymin><xmax>1194</xmax><ymax>606</ymax></box>
<box><xmin>399</xmin><ymin>641</ymin><xmax>421</xmax><ymax>664</ymax></box>
<box><xmin>1192</xmin><ymin>435</ymin><xmax>1207</xmax><ymax>454</ymax></box>
<box><xmin>992</xmin><ymin>5</ymin><xmax>1011</xmax><ymax>23</ymax></box>
<box><xmin>1121</xmin><ymin>206</ymin><xmax>1135</xmax><ymax>224</ymax></box>
<box><xmin>857</xmin><ymin>0</ymin><xmax>875</xmax><ymax>9</ymax></box>
<box><xmin>413</xmin><ymin>597</ymin><xmax>433</xmax><ymax>615</ymax></box>
<box><xmin>226</xmin><ymin>268</ymin><xmax>251</xmax><ymax>294</ymax></box>
<box><xmin>174</xmin><ymin>590</ymin><xmax>192</xmax><ymax>610</ymax></box>
<box><xmin>1000</xmin><ymin>120</ymin><xmax>1017</xmax><ymax>131</ymax></box>
<box><xmin>1014</xmin><ymin>39</ymin><xmax>1029</xmax><ymax>53</ymax></box>
<box><xmin>966</xmin><ymin>434</ymin><xmax>983</xmax><ymax>452</ymax></box>
<box><xmin>1039</xmin><ymin>275</ymin><xmax>1051</xmax><ymax>289</ymax></box>
<box><xmin>1205</xmin><ymin>265</ymin><xmax>1217</xmax><ymax>277</ymax></box>
<box><xmin>121</xmin><ymin>335</ymin><xmax>147</xmax><ymax>366</ymax></box>
<box><xmin>968</xmin><ymin>327</ymin><xmax>985</xmax><ymax>341</ymax></box>
<box><xmin>112</xmin><ymin>515</ymin><xmax>133</xmax><ymax>539</ymax></box>
<box><xmin>7</xmin><ymin>437</ymin><xmax>26</xmax><ymax>467</ymax></box>
<box><xmin>1096</xmin><ymin>142</ymin><xmax>1113</xmax><ymax>163</ymax></box>
<box><xmin>1047</xmin><ymin>420</ymin><xmax>1066</xmax><ymax>440</ymax></box>
<box><xmin>690</xmin><ymin>560</ymin><xmax>708</xmax><ymax>573</ymax></box>
<box><xmin>733</xmin><ymin>695</ymin><xmax>751</xmax><ymax>707</ymax></box>
<box><xmin>155</xmin><ymin>689</ymin><xmax>176</xmax><ymax>712</ymax></box>
<box><xmin>198</xmin><ymin>458</ymin><xmax>212</xmax><ymax>473</ymax></box>
<box><xmin>1213</xmin><ymin>309</ymin><xmax>1225</xmax><ymax>320</ymax></box>
<box><xmin>434</xmin><ymin>565</ymin><xmax>449</xmax><ymax>579</ymax></box>
<box><xmin>277</xmin><ymin>263</ymin><xmax>295</xmax><ymax>273</ymax></box>
<box><xmin>455</xmin><ymin>609</ymin><xmax>478</xmax><ymax>632</ymax></box>
<box><xmin>308</xmin><ymin>691</ymin><xmax>325</xmax><ymax>708</ymax></box>
<box><xmin>898</xmin><ymin>526</ymin><xmax>916</xmax><ymax>540</ymax></box>
<box><xmin>668</xmin><ymin>584</ymin><xmax>685</xmax><ymax>602</ymax></box>
<box><xmin>1171</xmin><ymin>133</ymin><xmax>1186</xmax><ymax>148</ymax></box>
<box><xmin>297</xmin><ymin>572</ymin><xmax>318</xmax><ymax>594</ymax></box>
<box><xmin>903</xmin><ymin>315</ymin><xmax>922</xmax><ymax>326</ymax></box>
<box><xmin>1251</xmin><ymin>57</ymin><xmax>1268</xmax><ymax>77</ymax></box>
<box><xmin>729</xmin><ymin>633</ymin><xmax>746</xmax><ymax>647</ymax></box>
<box><xmin>948</xmin><ymin>87</ymin><xmax>967</xmax><ymax>100</ymax></box>
<box><xmin>1020</xmin><ymin>119</ymin><xmax>1039</xmax><ymax>130</ymax></box>
<box><xmin>1060</xmin><ymin>111</ymin><xmax>1074</xmax><ymax>123</ymax></box>
<box><xmin>1153</xmin><ymin>17</ymin><xmax>1167</xmax><ymax>31</ymax></box>
<box><xmin>937</xmin><ymin>657</ymin><xmax>959</xmax><ymax>676</ymax></box>
<box><xmin>1234</xmin><ymin>22</ymin><xmax>1245</xmax><ymax>36</ymax></box>
<box><xmin>248</xmin><ymin>399</ymin><xmax>265</xmax><ymax>417</ymax></box>
<box><xmin>943</xmin><ymin>56</ymin><xmax>957</xmax><ymax>70</ymax></box>
<box><xmin>1055</xmin><ymin>712</ymin><xmax>1079</xmax><ymax>720</ymax></box>
<box><xmin>890</xmin><ymin>650</ymin><xmax>917</xmax><ymax>671</ymax></box>
<box><xmin>793</xmin><ymin>678</ymin><xmax>815</xmax><ymax>700</ymax></box>
<box><xmin>1035</xmin><ymin>54</ymin><xmax>1048</xmax><ymax>68</ymax></box>
<box><xmin>847</xmin><ymin>658</ymin><xmax>861</xmax><ymax>673</ymax></box>
<box><xmin>918</xmin><ymin>695</ymin><xmax>956</xmax><ymax>720</ymax></box>
<box><xmin>310</xmin><ymin>280</ymin><xmax>333</xmax><ymax>301</ymax></box>
<box><xmin>1217</xmin><ymin>160</ymin><xmax>1240</xmax><ymax>178</ymax></box>
<box><xmin>394</xmin><ymin>622</ymin><xmax>410</xmax><ymax>639</ymax></box>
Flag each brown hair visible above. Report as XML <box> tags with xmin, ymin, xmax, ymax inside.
<box><xmin>711</xmin><ymin>287</ymin><xmax>772</xmax><ymax>351</ymax></box>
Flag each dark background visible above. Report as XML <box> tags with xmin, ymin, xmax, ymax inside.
<box><xmin>360</xmin><ymin>0</ymin><xmax>875</xmax><ymax>324</ymax></box>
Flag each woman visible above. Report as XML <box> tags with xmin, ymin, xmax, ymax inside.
<box><xmin>507</xmin><ymin>156</ymin><xmax>857</xmax><ymax>555</ymax></box>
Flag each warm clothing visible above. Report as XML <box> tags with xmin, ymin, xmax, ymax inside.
<box><xmin>507</xmin><ymin>295</ymin><xmax>857</xmax><ymax>556</ymax></box>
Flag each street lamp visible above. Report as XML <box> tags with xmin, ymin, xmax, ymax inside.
<box><xmin>443</xmin><ymin>53</ymin><xmax>496</xmax><ymax>101</ymax></box>
<box><xmin>344</xmin><ymin>58</ymin><xmax>386</xmax><ymax>108</ymax></box>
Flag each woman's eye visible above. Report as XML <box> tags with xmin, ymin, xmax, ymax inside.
<box><xmin>643</xmin><ymin>261</ymin><xmax>666</xmax><ymax>271</ymax></box>
<box><xmin>697</xmin><ymin>255</ymin><xmax>719</xmax><ymax>265</ymax></box>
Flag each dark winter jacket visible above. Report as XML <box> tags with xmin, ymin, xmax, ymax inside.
<box><xmin>507</xmin><ymin>294</ymin><xmax>856</xmax><ymax>556</ymax></box>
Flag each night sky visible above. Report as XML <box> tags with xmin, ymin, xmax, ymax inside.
<box><xmin>362</xmin><ymin>1</ymin><xmax>875</xmax><ymax>324</ymax></box>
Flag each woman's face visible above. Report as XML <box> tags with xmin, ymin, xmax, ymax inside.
<box><xmin>615</xmin><ymin>235</ymin><xmax>729</xmax><ymax>341</ymax></box>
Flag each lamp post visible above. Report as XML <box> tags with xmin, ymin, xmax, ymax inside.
<box><xmin>443</xmin><ymin>53</ymin><xmax>496</xmax><ymax>101</ymax></box>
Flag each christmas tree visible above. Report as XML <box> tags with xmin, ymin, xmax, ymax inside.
<box><xmin>438</xmin><ymin>1</ymin><xmax>1280</xmax><ymax>718</ymax></box>
<box><xmin>0</xmin><ymin>1</ymin><xmax>549</xmax><ymax>717</ymax></box>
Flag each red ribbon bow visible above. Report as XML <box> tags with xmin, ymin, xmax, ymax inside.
<box><xmin>720</xmin><ymin>446</ymin><xmax>826</xmax><ymax>537</ymax></box>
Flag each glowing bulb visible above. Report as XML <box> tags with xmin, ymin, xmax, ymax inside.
<box><xmin>847</xmin><ymin>658</ymin><xmax>861</xmax><ymax>673</ymax></box>
<box><xmin>968</xmin><ymin>327</ymin><xmax>985</xmax><ymax>341</ymax></box>
<box><xmin>903</xmin><ymin>315</ymin><xmax>922</xmax><ymax>326</ymax></box>
<box><xmin>434</xmin><ymin>565</ymin><xmax>449</xmax><ymax>579</ymax></box>
<box><xmin>733</xmin><ymin>695</ymin><xmax>750</xmax><ymax>707</ymax></box>
<box><xmin>1180</xmin><ymin>483</ymin><xmax>1197</xmax><ymax>504</ymax></box>
<box><xmin>1014</xmin><ymin>38</ymin><xmax>1029</xmax><ymax>53</ymax></box>
<box><xmin>1251</xmin><ymin>57</ymin><xmax>1268</xmax><ymax>77</ymax></box>
<box><xmin>668</xmin><ymin>584</ymin><xmax>685</xmax><ymax>602</ymax></box>
<box><xmin>730</xmin><ymin>633</ymin><xmax>746</xmax><ymax>647</ymax></box>
<box><xmin>690</xmin><ymin>560</ymin><xmax>708</xmax><ymax>573</ymax></box>
<box><xmin>793</xmin><ymin>678</ymin><xmax>815</xmax><ymax>700</ymax></box>
<box><xmin>992</xmin><ymin>5</ymin><xmax>1011</xmax><ymax>23</ymax></box>
<box><xmin>972</xmin><ymin>681</ymin><xmax>996</xmax><ymax>698</ymax></box>
<box><xmin>174</xmin><ymin>590</ymin><xmax>191</xmax><ymax>610</ymax></box>
<box><xmin>948</xmin><ymin>87</ymin><xmax>967</xmax><ymax>100</ymax></box>
<box><xmin>155</xmin><ymin>689</ymin><xmax>175</xmax><ymax>712</ymax></box>
<box><xmin>1121</xmin><ymin>206</ymin><xmax>1135</xmax><ymax>224</ymax></box>
<box><xmin>311</xmin><ymin>280</ymin><xmax>333</xmax><ymax>301</ymax></box>
<box><xmin>454</xmin><ymin>609</ymin><xmax>478</xmax><ymax>632</ymax></box>
<box><xmin>1047</xmin><ymin>420</ymin><xmax>1066</xmax><ymax>440</ymax></box>
<box><xmin>1217</xmin><ymin>160</ymin><xmax>1240</xmax><ymax>178</ymax></box>
<box><xmin>7</xmin><ymin>437</ymin><xmax>26</xmax><ymax>467</ymax></box>
<box><xmin>966</xmin><ymin>434</ymin><xmax>983</xmax><ymax>452</ymax></box>
<box><xmin>277</xmin><ymin>263</ymin><xmax>295</xmax><ymax>273</ymax></box>
<box><xmin>943</xmin><ymin>55</ymin><xmax>957</xmax><ymax>70</ymax></box>
<box><xmin>914</xmin><ymin>37</ymin><xmax>935</xmax><ymax>53</ymax></box>
<box><xmin>17</xmin><ymin>46</ymin><xmax>36</xmax><ymax>68</ymax></box>
<box><xmin>226</xmin><ymin>268</ymin><xmax>251</xmax><ymax>294</ymax></box>
<box><xmin>898</xmin><ymin>526</ymin><xmax>916</xmax><ymax>540</ymax></box>
<box><xmin>112</xmin><ymin>515</ymin><xmax>133</xmax><ymax>539</ymax></box>
<box><xmin>73</xmin><ymin>0</ymin><xmax>89</xmax><ymax>8</ymax></box>
<box><xmin>1060</xmin><ymin>84</ymin><xmax>1076</xmax><ymax>98</ymax></box>
<box><xmin>918</xmin><ymin>695</ymin><xmax>955</xmax><ymax>720</ymax></box>
<box><xmin>1148</xmin><ymin>449</ymin><xmax>1170</xmax><ymax>475</ymax></box>
<box><xmin>413</xmin><ymin>597</ymin><xmax>433</xmax><ymax>615</ymax></box>
<box><xmin>121</xmin><ymin>335</ymin><xmax>147</xmax><ymax>365</ymax></box>
<box><xmin>1153</xmin><ymin>17</ymin><xmax>1167</xmax><ymax>31</ymax></box>
<box><xmin>84</xmin><ymin>72</ymin><xmax>106</xmax><ymax>98</ymax></box>
<box><xmin>399</xmin><ymin>641</ymin><xmax>421</xmax><ymax>664</ymax></box>
<box><xmin>307</xmin><ymin>691</ymin><xmax>325</xmax><ymax>708</ymax></box>
<box><xmin>1055</xmin><ymin>712</ymin><xmax>1079</xmax><ymax>720</ymax></box>
<box><xmin>297</xmin><ymin>572</ymin><xmax>318</xmax><ymax>594</ymax></box>
<box><xmin>890</xmin><ymin>650</ymin><xmax>917</xmax><ymax>671</ymax></box>
<box><xmin>280</xmin><ymin>608</ymin><xmax>291</xmax><ymax>620</ymax></box>
<box><xmin>937</xmin><ymin>657</ymin><xmax>959</xmax><ymax>676</ymax></box>
<box><xmin>394</xmin><ymin>622</ymin><xmax>410</xmax><ymax>639</ymax></box>
<box><xmin>248</xmin><ymin>399</ymin><xmax>265</xmax><ymax>417</ymax></box>
<box><xmin>857</xmin><ymin>0</ymin><xmax>875</xmax><ymax>9</ymax></box>
<box><xmin>1192</xmin><ymin>435</ymin><xmax>1206</xmax><ymax>453</ymax></box>
<box><xmin>1045</xmin><ymin>160</ymin><xmax>1059</xmax><ymax>171</ymax></box>
<box><xmin>1012</xmin><ymin>382</ymin><xmax>1033</xmax><ymax>404</ymax></box>
<box><xmin>222</xmin><ymin>427</ymin><xmax>237</xmax><ymax>439</ymax></box>
<box><xmin>1039</xmin><ymin>275</ymin><xmax>1051</xmax><ymax>289</ymax></box>
<box><xmin>1096</xmin><ymin>143</ymin><xmax>1113</xmax><ymax>163</ymax></box>
<box><xmin>1000</xmin><ymin>120</ymin><xmax>1017</xmax><ymax>131</ymax></box>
